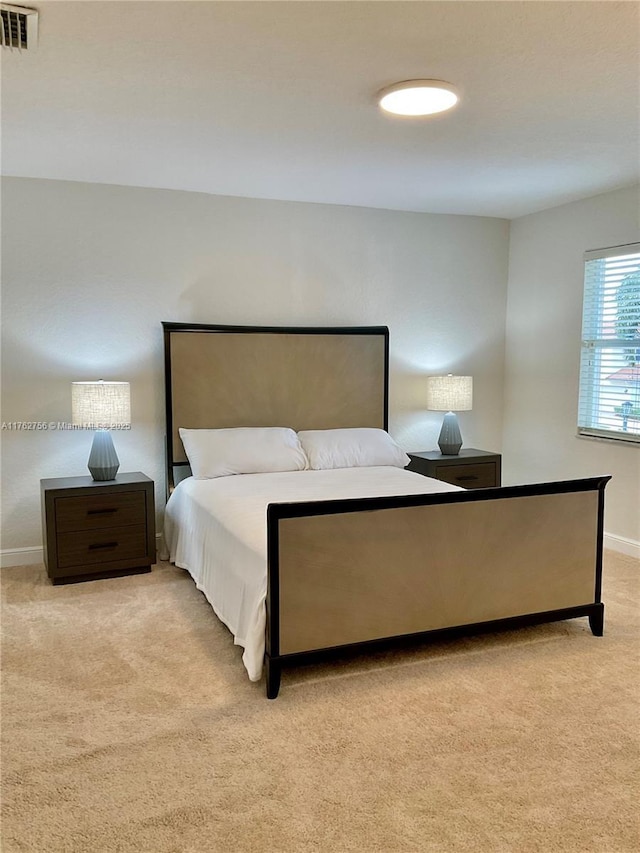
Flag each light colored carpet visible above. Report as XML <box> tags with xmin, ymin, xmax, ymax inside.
<box><xmin>1</xmin><ymin>551</ymin><xmax>638</xmax><ymax>853</ymax></box>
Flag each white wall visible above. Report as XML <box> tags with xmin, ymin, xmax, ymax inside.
<box><xmin>504</xmin><ymin>185</ymin><xmax>640</xmax><ymax>553</ymax></box>
<box><xmin>1</xmin><ymin>177</ymin><xmax>509</xmax><ymax>556</ymax></box>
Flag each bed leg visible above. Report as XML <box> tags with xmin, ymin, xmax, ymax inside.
<box><xmin>588</xmin><ymin>604</ymin><xmax>604</xmax><ymax>636</ymax></box>
<box><xmin>265</xmin><ymin>655</ymin><xmax>281</xmax><ymax>699</ymax></box>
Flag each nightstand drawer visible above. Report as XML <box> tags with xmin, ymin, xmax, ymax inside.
<box><xmin>57</xmin><ymin>524</ymin><xmax>148</xmax><ymax>569</ymax></box>
<box><xmin>55</xmin><ymin>491</ymin><xmax>146</xmax><ymax>532</ymax></box>
<box><xmin>435</xmin><ymin>462</ymin><xmax>497</xmax><ymax>488</ymax></box>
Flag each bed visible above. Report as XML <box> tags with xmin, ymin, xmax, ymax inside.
<box><xmin>162</xmin><ymin>322</ymin><xmax>610</xmax><ymax>699</ymax></box>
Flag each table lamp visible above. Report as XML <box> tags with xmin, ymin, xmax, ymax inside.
<box><xmin>426</xmin><ymin>374</ymin><xmax>473</xmax><ymax>455</ymax></box>
<box><xmin>72</xmin><ymin>381</ymin><xmax>131</xmax><ymax>480</ymax></box>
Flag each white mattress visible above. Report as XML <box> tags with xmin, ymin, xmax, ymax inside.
<box><xmin>163</xmin><ymin>466</ymin><xmax>462</xmax><ymax>681</ymax></box>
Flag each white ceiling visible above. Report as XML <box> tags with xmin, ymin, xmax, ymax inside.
<box><xmin>2</xmin><ymin>0</ymin><xmax>638</xmax><ymax>218</ymax></box>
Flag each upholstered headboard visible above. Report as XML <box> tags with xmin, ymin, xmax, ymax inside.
<box><xmin>162</xmin><ymin>323</ymin><xmax>389</xmax><ymax>491</ymax></box>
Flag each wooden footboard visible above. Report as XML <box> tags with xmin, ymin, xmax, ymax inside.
<box><xmin>265</xmin><ymin>477</ymin><xmax>610</xmax><ymax>698</ymax></box>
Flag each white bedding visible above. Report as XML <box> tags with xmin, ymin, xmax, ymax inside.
<box><xmin>164</xmin><ymin>466</ymin><xmax>463</xmax><ymax>681</ymax></box>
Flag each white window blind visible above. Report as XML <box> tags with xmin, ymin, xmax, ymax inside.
<box><xmin>578</xmin><ymin>243</ymin><xmax>640</xmax><ymax>444</ymax></box>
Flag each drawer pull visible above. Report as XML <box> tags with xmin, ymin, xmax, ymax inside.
<box><xmin>455</xmin><ymin>475</ymin><xmax>478</xmax><ymax>482</ymax></box>
<box><xmin>87</xmin><ymin>508</ymin><xmax>118</xmax><ymax>515</ymax></box>
<box><xmin>88</xmin><ymin>541</ymin><xmax>118</xmax><ymax>550</ymax></box>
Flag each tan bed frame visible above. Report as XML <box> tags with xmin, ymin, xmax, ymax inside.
<box><xmin>162</xmin><ymin>322</ymin><xmax>610</xmax><ymax>699</ymax></box>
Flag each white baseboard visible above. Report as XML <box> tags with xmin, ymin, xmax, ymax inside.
<box><xmin>604</xmin><ymin>532</ymin><xmax>640</xmax><ymax>559</ymax></box>
<box><xmin>2</xmin><ymin>532</ymin><xmax>638</xmax><ymax>568</ymax></box>
<box><xmin>1</xmin><ymin>546</ymin><xmax>44</xmax><ymax>567</ymax></box>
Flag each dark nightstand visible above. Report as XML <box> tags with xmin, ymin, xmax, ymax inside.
<box><xmin>41</xmin><ymin>472</ymin><xmax>156</xmax><ymax>584</ymax></box>
<box><xmin>406</xmin><ymin>449</ymin><xmax>501</xmax><ymax>489</ymax></box>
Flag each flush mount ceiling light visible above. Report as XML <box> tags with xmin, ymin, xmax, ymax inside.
<box><xmin>377</xmin><ymin>79</ymin><xmax>459</xmax><ymax>117</ymax></box>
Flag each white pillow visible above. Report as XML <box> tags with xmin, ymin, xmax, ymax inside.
<box><xmin>297</xmin><ymin>428</ymin><xmax>410</xmax><ymax>471</ymax></box>
<box><xmin>179</xmin><ymin>427</ymin><xmax>309</xmax><ymax>479</ymax></box>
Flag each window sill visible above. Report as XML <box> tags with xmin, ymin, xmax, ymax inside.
<box><xmin>576</xmin><ymin>432</ymin><xmax>640</xmax><ymax>447</ymax></box>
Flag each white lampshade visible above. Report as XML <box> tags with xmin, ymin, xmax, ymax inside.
<box><xmin>426</xmin><ymin>375</ymin><xmax>473</xmax><ymax>412</ymax></box>
<box><xmin>72</xmin><ymin>381</ymin><xmax>131</xmax><ymax>429</ymax></box>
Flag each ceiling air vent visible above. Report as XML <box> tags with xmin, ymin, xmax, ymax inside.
<box><xmin>1</xmin><ymin>3</ymin><xmax>38</xmax><ymax>51</ymax></box>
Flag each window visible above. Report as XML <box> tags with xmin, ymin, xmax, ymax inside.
<box><xmin>578</xmin><ymin>243</ymin><xmax>640</xmax><ymax>444</ymax></box>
